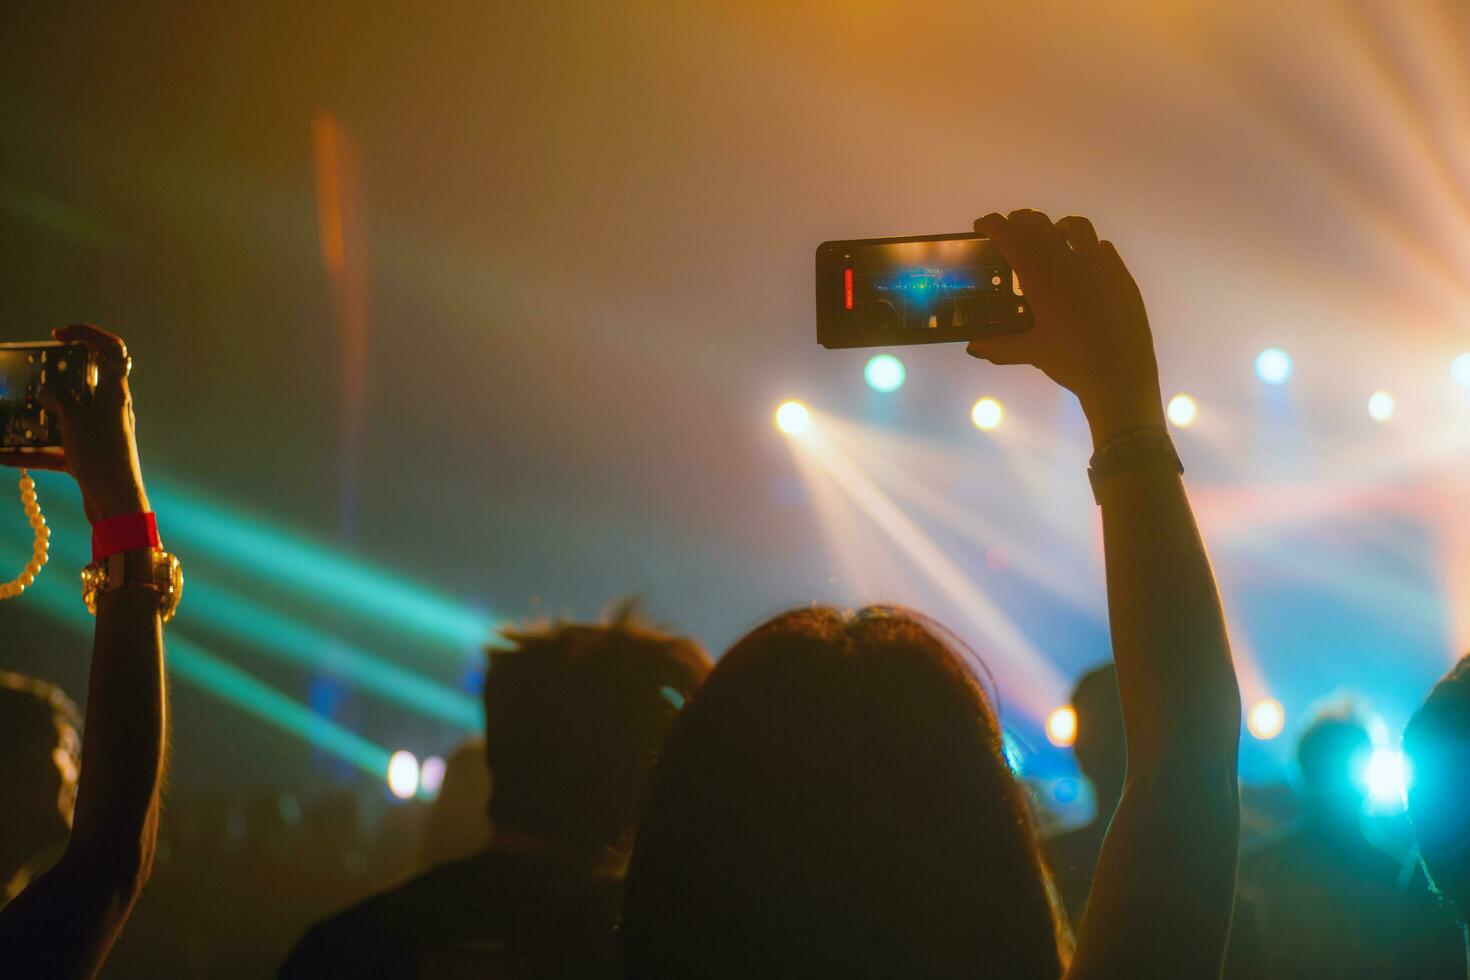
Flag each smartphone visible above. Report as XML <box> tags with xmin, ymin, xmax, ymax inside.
<box><xmin>0</xmin><ymin>342</ymin><xmax>92</xmax><ymax>449</ymax></box>
<box><xmin>815</xmin><ymin>233</ymin><xmax>1033</xmax><ymax>349</ymax></box>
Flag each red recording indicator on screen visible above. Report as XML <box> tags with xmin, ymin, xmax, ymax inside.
<box><xmin>844</xmin><ymin>268</ymin><xmax>854</xmax><ymax>310</ymax></box>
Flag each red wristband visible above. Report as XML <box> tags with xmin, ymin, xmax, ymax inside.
<box><xmin>91</xmin><ymin>512</ymin><xmax>161</xmax><ymax>563</ymax></box>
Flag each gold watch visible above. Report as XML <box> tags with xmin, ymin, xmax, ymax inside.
<box><xmin>81</xmin><ymin>549</ymin><xmax>184</xmax><ymax>623</ymax></box>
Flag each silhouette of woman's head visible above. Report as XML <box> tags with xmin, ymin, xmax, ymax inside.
<box><xmin>622</xmin><ymin>606</ymin><xmax>1067</xmax><ymax>979</ymax></box>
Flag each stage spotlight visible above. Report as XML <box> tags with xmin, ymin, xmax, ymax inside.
<box><xmin>775</xmin><ymin>400</ymin><xmax>811</xmax><ymax>435</ymax></box>
<box><xmin>1255</xmin><ymin>348</ymin><xmax>1293</xmax><ymax>385</ymax></box>
<box><xmin>1247</xmin><ymin>698</ymin><xmax>1285</xmax><ymax>740</ymax></box>
<box><xmin>387</xmin><ymin>750</ymin><xmax>420</xmax><ymax>800</ymax></box>
<box><xmin>864</xmin><ymin>354</ymin><xmax>906</xmax><ymax>393</ymax></box>
<box><xmin>1367</xmin><ymin>390</ymin><xmax>1395</xmax><ymax>422</ymax></box>
<box><xmin>1166</xmin><ymin>394</ymin><xmax>1198</xmax><ymax>428</ymax></box>
<box><xmin>419</xmin><ymin>755</ymin><xmax>447</xmax><ymax>799</ymax></box>
<box><xmin>971</xmin><ymin>397</ymin><xmax>1004</xmax><ymax>430</ymax></box>
<box><xmin>1363</xmin><ymin>747</ymin><xmax>1408</xmax><ymax>808</ymax></box>
<box><xmin>1045</xmin><ymin>705</ymin><xmax>1077</xmax><ymax>747</ymax></box>
<box><xmin>1451</xmin><ymin>353</ymin><xmax>1470</xmax><ymax>389</ymax></box>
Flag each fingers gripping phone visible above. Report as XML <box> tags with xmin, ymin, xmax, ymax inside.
<box><xmin>815</xmin><ymin>233</ymin><xmax>1033</xmax><ymax>349</ymax></box>
<box><xmin>0</xmin><ymin>342</ymin><xmax>93</xmax><ymax>449</ymax></box>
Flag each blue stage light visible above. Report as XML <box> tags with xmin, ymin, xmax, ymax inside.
<box><xmin>1452</xmin><ymin>353</ymin><xmax>1470</xmax><ymax>389</ymax></box>
<box><xmin>864</xmin><ymin>354</ymin><xmax>906</xmax><ymax>393</ymax></box>
<box><xmin>1363</xmin><ymin>747</ymin><xmax>1408</xmax><ymax>809</ymax></box>
<box><xmin>1255</xmin><ymin>348</ymin><xmax>1293</xmax><ymax>385</ymax></box>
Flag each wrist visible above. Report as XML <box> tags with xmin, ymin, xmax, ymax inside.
<box><xmin>1081</xmin><ymin>388</ymin><xmax>1165</xmax><ymax>448</ymax></box>
<box><xmin>87</xmin><ymin>486</ymin><xmax>151</xmax><ymax>523</ymax></box>
<box><xmin>91</xmin><ymin>512</ymin><xmax>161</xmax><ymax>564</ymax></box>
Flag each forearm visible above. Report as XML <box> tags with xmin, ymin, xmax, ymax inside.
<box><xmin>1097</xmin><ymin>459</ymin><xmax>1240</xmax><ymax>771</ymax></box>
<box><xmin>1070</xmin><ymin>460</ymin><xmax>1241</xmax><ymax>980</ymax></box>
<box><xmin>69</xmin><ymin>588</ymin><xmax>167</xmax><ymax>887</ymax></box>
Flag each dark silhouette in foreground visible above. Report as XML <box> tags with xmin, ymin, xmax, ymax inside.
<box><xmin>0</xmin><ymin>673</ymin><xmax>82</xmax><ymax>906</ymax></box>
<box><xmin>280</xmin><ymin>608</ymin><xmax>710</xmax><ymax>979</ymax></box>
<box><xmin>623</xmin><ymin>211</ymin><xmax>1243</xmax><ymax>979</ymax></box>
<box><xmin>1404</xmin><ymin>653</ymin><xmax>1470</xmax><ymax>969</ymax></box>
<box><xmin>1237</xmin><ymin>709</ymin><xmax>1464</xmax><ymax>978</ymax></box>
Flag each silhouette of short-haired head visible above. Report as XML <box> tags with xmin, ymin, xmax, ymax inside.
<box><xmin>1070</xmin><ymin>663</ymin><xmax>1125</xmax><ymax>815</ymax></box>
<box><xmin>1295</xmin><ymin>709</ymin><xmax>1372</xmax><ymax>822</ymax></box>
<box><xmin>0</xmin><ymin>672</ymin><xmax>81</xmax><ymax>898</ymax></box>
<box><xmin>1403</xmin><ymin>654</ymin><xmax>1470</xmax><ymax>918</ymax></box>
<box><xmin>485</xmin><ymin>606</ymin><xmax>710</xmax><ymax>867</ymax></box>
<box><xmin>622</xmin><ymin>606</ymin><xmax>1067</xmax><ymax>979</ymax></box>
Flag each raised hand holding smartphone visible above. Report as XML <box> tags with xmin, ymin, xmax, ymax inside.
<box><xmin>963</xmin><ymin>210</ymin><xmax>1165</xmax><ymax>448</ymax></box>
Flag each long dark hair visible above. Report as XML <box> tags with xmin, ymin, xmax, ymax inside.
<box><xmin>622</xmin><ymin>606</ymin><xmax>1068</xmax><ymax>978</ymax></box>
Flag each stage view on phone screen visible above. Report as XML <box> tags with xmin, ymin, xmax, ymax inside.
<box><xmin>815</xmin><ymin>233</ymin><xmax>1034</xmax><ymax>349</ymax></box>
<box><xmin>0</xmin><ymin>342</ymin><xmax>91</xmax><ymax>449</ymax></box>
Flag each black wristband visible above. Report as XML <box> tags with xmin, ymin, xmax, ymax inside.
<box><xmin>1087</xmin><ymin>426</ymin><xmax>1182</xmax><ymax>504</ymax></box>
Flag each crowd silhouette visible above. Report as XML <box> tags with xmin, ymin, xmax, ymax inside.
<box><xmin>1</xmin><ymin>213</ymin><xmax>1468</xmax><ymax>978</ymax></box>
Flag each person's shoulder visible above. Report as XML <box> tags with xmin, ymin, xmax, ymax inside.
<box><xmin>278</xmin><ymin>855</ymin><xmax>495</xmax><ymax>979</ymax></box>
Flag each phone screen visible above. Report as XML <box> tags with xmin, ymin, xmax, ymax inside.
<box><xmin>0</xmin><ymin>344</ymin><xmax>87</xmax><ymax>449</ymax></box>
<box><xmin>815</xmin><ymin>233</ymin><xmax>1032</xmax><ymax>349</ymax></box>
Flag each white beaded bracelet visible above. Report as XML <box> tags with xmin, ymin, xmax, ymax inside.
<box><xmin>0</xmin><ymin>469</ymin><xmax>51</xmax><ymax>600</ymax></box>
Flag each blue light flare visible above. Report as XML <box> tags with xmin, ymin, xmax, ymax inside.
<box><xmin>1255</xmin><ymin>348</ymin><xmax>1293</xmax><ymax>385</ymax></box>
<box><xmin>864</xmin><ymin>354</ymin><xmax>906</xmax><ymax>393</ymax></box>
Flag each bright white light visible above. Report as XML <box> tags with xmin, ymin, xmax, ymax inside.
<box><xmin>387</xmin><ymin>750</ymin><xmax>420</xmax><ymax>800</ymax></box>
<box><xmin>1255</xmin><ymin>348</ymin><xmax>1293</xmax><ymax>385</ymax></box>
<box><xmin>1451</xmin><ymin>353</ymin><xmax>1470</xmax><ymax>389</ymax></box>
<box><xmin>864</xmin><ymin>354</ymin><xmax>906</xmax><ymax>393</ymax></box>
<box><xmin>1247</xmin><ymin>698</ymin><xmax>1285</xmax><ymax>740</ymax></box>
<box><xmin>1046</xmin><ymin>705</ymin><xmax>1077</xmax><ymax>747</ymax></box>
<box><xmin>1364</xmin><ymin>748</ymin><xmax>1408</xmax><ymax>807</ymax></box>
<box><xmin>1167</xmin><ymin>394</ymin><xmax>1198</xmax><ymax>428</ymax></box>
<box><xmin>775</xmin><ymin>401</ymin><xmax>811</xmax><ymax>435</ymax></box>
<box><xmin>1367</xmin><ymin>390</ymin><xmax>1395</xmax><ymax>422</ymax></box>
<box><xmin>419</xmin><ymin>755</ymin><xmax>447</xmax><ymax>799</ymax></box>
<box><xmin>971</xmin><ymin>397</ymin><xmax>1004</xmax><ymax>430</ymax></box>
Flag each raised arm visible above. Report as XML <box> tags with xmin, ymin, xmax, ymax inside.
<box><xmin>0</xmin><ymin>324</ymin><xmax>168</xmax><ymax>979</ymax></box>
<box><xmin>968</xmin><ymin>212</ymin><xmax>1241</xmax><ymax>979</ymax></box>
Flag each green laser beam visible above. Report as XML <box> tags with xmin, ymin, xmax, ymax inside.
<box><xmin>167</xmin><ymin>635</ymin><xmax>392</xmax><ymax>777</ymax></box>
<box><xmin>20</xmin><ymin>470</ymin><xmax>496</xmax><ymax>656</ymax></box>
<box><xmin>181</xmin><ymin>582</ymin><xmax>482</xmax><ymax>730</ymax></box>
<box><xmin>9</xmin><ymin>543</ymin><xmax>394</xmax><ymax>780</ymax></box>
<box><xmin>149</xmin><ymin>478</ymin><xmax>496</xmax><ymax>653</ymax></box>
<box><xmin>13</xmin><ymin>496</ymin><xmax>482</xmax><ymax>730</ymax></box>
